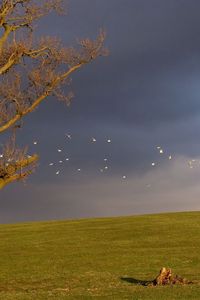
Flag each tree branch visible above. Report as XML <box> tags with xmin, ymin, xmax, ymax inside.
<box><xmin>0</xmin><ymin>62</ymin><xmax>84</xmax><ymax>133</ymax></box>
<box><xmin>0</xmin><ymin>51</ymin><xmax>18</xmax><ymax>74</ymax></box>
<box><xmin>0</xmin><ymin>24</ymin><xmax>12</xmax><ymax>53</ymax></box>
<box><xmin>0</xmin><ymin>153</ymin><xmax>38</xmax><ymax>189</ymax></box>
<box><xmin>0</xmin><ymin>46</ymin><xmax>49</xmax><ymax>75</ymax></box>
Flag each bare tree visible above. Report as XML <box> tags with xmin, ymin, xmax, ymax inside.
<box><xmin>0</xmin><ymin>0</ymin><xmax>107</xmax><ymax>189</ymax></box>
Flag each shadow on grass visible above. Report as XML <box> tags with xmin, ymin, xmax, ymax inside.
<box><xmin>120</xmin><ymin>276</ymin><xmax>198</xmax><ymax>287</ymax></box>
<box><xmin>120</xmin><ymin>277</ymin><xmax>152</xmax><ymax>286</ymax></box>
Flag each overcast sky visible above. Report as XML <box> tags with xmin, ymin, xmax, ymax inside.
<box><xmin>1</xmin><ymin>0</ymin><xmax>200</xmax><ymax>223</ymax></box>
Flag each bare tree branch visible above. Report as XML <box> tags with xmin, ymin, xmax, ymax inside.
<box><xmin>0</xmin><ymin>0</ymin><xmax>107</xmax><ymax>188</ymax></box>
<box><xmin>0</xmin><ymin>134</ymin><xmax>38</xmax><ymax>189</ymax></box>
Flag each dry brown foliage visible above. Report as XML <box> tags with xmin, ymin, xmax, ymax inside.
<box><xmin>0</xmin><ymin>0</ymin><xmax>107</xmax><ymax>189</ymax></box>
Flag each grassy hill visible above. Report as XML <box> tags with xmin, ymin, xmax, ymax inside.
<box><xmin>0</xmin><ymin>211</ymin><xmax>200</xmax><ymax>299</ymax></box>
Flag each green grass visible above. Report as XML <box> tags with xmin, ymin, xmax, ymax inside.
<box><xmin>0</xmin><ymin>211</ymin><xmax>200</xmax><ymax>299</ymax></box>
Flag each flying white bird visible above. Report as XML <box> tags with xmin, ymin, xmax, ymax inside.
<box><xmin>151</xmin><ymin>162</ymin><xmax>155</xmax><ymax>166</ymax></box>
<box><xmin>188</xmin><ymin>161</ymin><xmax>193</xmax><ymax>169</ymax></box>
<box><xmin>92</xmin><ymin>137</ymin><xmax>96</xmax><ymax>142</ymax></box>
<box><xmin>66</xmin><ymin>134</ymin><xmax>71</xmax><ymax>139</ymax></box>
<box><xmin>107</xmin><ymin>139</ymin><xmax>111</xmax><ymax>143</ymax></box>
<box><xmin>57</xmin><ymin>149</ymin><xmax>62</xmax><ymax>152</ymax></box>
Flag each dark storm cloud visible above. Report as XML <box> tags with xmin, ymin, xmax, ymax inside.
<box><xmin>35</xmin><ymin>0</ymin><xmax>200</xmax><ymax>128</ymax></box>
<box><xmin>1</xmin><ymin>0</ymin><xmax>200</xmax><ymax>222</ymax></box>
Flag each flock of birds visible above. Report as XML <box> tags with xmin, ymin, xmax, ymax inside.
<box><xmin>151</xmin><ymin>146</ymin><xmax>172</xmax><ymax>167</ymax></box>
<box><xmin>31</xmin><ymin>133</ymin><xmax>200</xmax><ymax>184</ymax></box>
<box><xmin>0</xmin><ymin>132</ymin><xmax>198</xmax><ymax>185</ymax></box>
<box><xmin>33</xmin><ymin>134</ymin><xmax>118</xmax><ymax>177</ymax></box>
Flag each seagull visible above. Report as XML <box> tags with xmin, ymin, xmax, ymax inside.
<box><xmin>156</xmin><ymin>146</ymin><xmax>161</xmax><ymax>149</ymax></box>
<box><xmin>151</xmin><ymin>162</ymin><xmax>155</xmax><ymax>166</ymax></box>
<box><xmin>159</xmin><ymin>149</ymin><xmax>163</xmax><ymax>154</ymax></box>
<box><xmin>33</xmin><ymin>141</ymin><xmax>38</xmax><ymax>145</ymax></box>
<box><xmin>0</xmin><ymin>154</ymin><xmax>3</xmax><ymax>158</ymax></box>
<box><xmin>57</xmin><ymin>149</ymin><xmax>62</xmax><ymax>152</ymax></box>
<box><xmin>77</xmin><ymin>168</ymin><xmax>81</xmax><ymax>172</ymax></box>
<box><xmin>66</xmin><ymin>158</ymin><xmax>69</xmax><ymax>161</ymax></box>
<box><xmin>188</xmin><ymin>161</ymin><xmax>193</xmax><ymax>168</ymax></box>
<box><xmin>107</xmin><ymin>139</ymin><xmax>111</xmax><ymax>143</ymax></box>
<box><xmin>59</xmin><ymin>161</ymin><xmax>63</xmax><ymax>163</ymax></box>
<box><xmin>168</xmin><ymin>155</ymin><xmax>172</xmax><ymax>160</ymax></box>
<box><xmin>56</xmin><ymin>171</ymin><xmax>60</xmax><ymax>175</ymax></box>
<box><xmin>104</xmin><ymin>166</ymin><xmax>108</xmax><ymax>170</ymax></box>
<box><xmin>92</xmin><ymin>137</ymin><xmax>96</xmax><ymax>142</ymax></box>
<box><xmin>104</xmin><ymin>158</ymin><xmax>108</xmax><ymax>161</ymax></box>
<box><xmin>66</xmin><ymin>134</ymin><xmax>71</xmax><ymax>139</ymax></box>
<box><xmin>49</xmin><ymin>163</ymin><xmax>54</xmax><ymax>166</ymax></box>
<box><xmin>122</xmin><ymin>175</ymin><xmax>127</xmax><ymax>179</ymax></box>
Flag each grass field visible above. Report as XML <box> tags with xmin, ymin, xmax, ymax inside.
<box><xmin>0</xmin><ymin>211</ymin><xmax>200</xmax><ymax>299</ymax></box>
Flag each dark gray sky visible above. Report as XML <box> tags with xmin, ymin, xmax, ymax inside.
<box><xmin>1</xmin><ymin>0</ymin><xmax>200</xmax><ymax>223</ymax></box>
